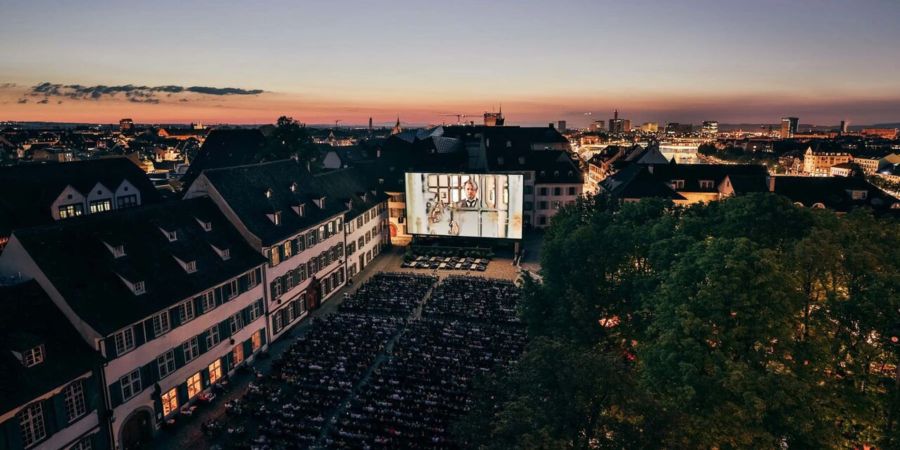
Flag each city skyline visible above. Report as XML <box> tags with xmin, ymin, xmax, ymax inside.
<box><xmin>3</xmin><ymin>0</ymin><xmax>900</xmax><ymax>125</ymax></box>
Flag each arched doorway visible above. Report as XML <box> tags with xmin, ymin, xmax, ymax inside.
<box><xmin>120</xmin><ymin>408</ymin><xmax>153</xmax><ymax>450</ymax></box>
<box><xmin>305</xmin><ymin>278</ymin><xmax>321</xmax><ymax>311</ymax></box>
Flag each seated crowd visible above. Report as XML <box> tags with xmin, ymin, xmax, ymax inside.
<box><xmin>206</xmin><ymin>274</ymin><xmax>524</xmax><ymax>450</ymax></box>
<box><xmin>422</xmin><ymin>276</ymin><xmax>521</xmax><ymax>324</ymax></box>
<box><xmin>340</xmin><ymin>273</ymin><xmax>436</xmax><ymax>315</ymax></box>
<box><xmin>327</xmin><ymin>320</ymin><xmax>526</xmax><ymax>449</ymax></box>
<box><xmin>213</xmin><ymin>313</ymin><xmax>404</xmax><ymax>449</ymax></box>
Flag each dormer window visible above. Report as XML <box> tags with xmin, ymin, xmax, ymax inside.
<box><xmin>160</xmin><ymin>227</ymin><xmax>177</xmax><ymax>242</ymax></box>
<box><xmin>290</xmin><ymin>182</ymin><xmax>298</xmax><ymax>192</ymax></box>
<box><xmin>293</xmin><ymin>203</ymin><xmax>306</xmax><ymax>217</ymax></box>
<box><xmin>22</xmin><ymin>345</ymin><xmax>44</xmax><ymax>368</ymax></box>
<box><xmin>361</xmin><ymin>192</ymin><xmax>368</xmax><ymax>202</ymax></box>
<box><xmin>132</xmin><ymin>281</ymin><xmax>146</xmax><ymax>295</ymax></box>
<box><xmin>196</xmin><ymin>218</ymin><xmax>212</xmax><ymax>231</ymax></box>
<box><xmin>211</xmin><ymin>244</ymin><xmax>231</xmax><ymax>261</ymax></box>
<box><xmin>265</xmin><ymin>188</ymin><xmax>273</xmax><ymax>199</ymax></box>
<box><xmin>268</xmin><ymin>211</ymin><xmax>282</xmax><ymax>225</ymax></box>
<box><xmin>314</xmin><ymin>196</ymin><xmax>327</xmax><ymax>208</ymax></box>
<box><xmin>699</xmin><ymin>180</ymin><xmax>714</xmax><ymax>189</ymax></box>
<box><xmin>848</xmin><ymin>190</ymin><xmax>868</xmax><ymax>200</ymax></box>
<box><xmin>672</xmin><ymin>180</ymin><xmax>685</xmax><ymax>189</ymax></box>
<box><xmin>174</xmin><ymin>255</ymin><xmax>198</xmax><ymax>274</ymax></box>
<box><xmin>103</xmin><ymin>240</ymin><xmax>126</xmax><ymax>258</ymax></box>
<box><xmin>518</xmin><ymin>156</ymin><xmax>526</xmax><ymax>164</ymax></box>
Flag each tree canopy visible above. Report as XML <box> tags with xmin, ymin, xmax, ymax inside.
<box><xmin>457</xmin><ymin>194</ymin><xmax>900</xmax><ymax>449</ymax></box>
<box><xmin>260</xmin><ymin>115</ymin><xmax>319</xmax><ymax>167</ymax></box>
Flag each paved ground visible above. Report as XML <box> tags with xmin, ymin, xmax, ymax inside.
<box><xmin>149</xmin><ymin>245</ymin><xmax>528</xmax><ymax>449</ymax></box>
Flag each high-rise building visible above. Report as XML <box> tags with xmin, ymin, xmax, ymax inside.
<box><xmin>781</xmin><ymin>117</ymin><xmax>799</xmax><ymax>139</ymax></box>
<box><xmin>840</xmin><ymin>120</ymin><xmax>848</xmax><ymax>134</ymax></box>
<box><xmin>119</xmin><ymin>118</ymin><xmax>134</xmax><ymax>134</ymax></box>
<box><xmin>589</xmin><ymin>120</ymin><xmax>606</xmax><ymax>132</ymax></box>
<box><xmin>484</xmin><ymin>107</ymin><xmax>505</xmax><ymax>126</ymax></box>
<box><xmin>702</xmin><ymin>120</ymin><xmax>719</xmax><ymax>135</ymax></box>
<box><xmin>557</xmin><ymin>120</ymin><xmax>567</xmax><ymax>133</ymax></box>
<box><xmin>609</xmin><ymin>109</ymin><xmax>627</xmax><ymax>134</ymax></box>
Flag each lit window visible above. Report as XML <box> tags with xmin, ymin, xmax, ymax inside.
<box><xmin>151</xmin><ymin>311</ymin><xmax>170</xmax><ymax>336</ymax></box>
<box><xmin>208</xmin><ymin>360</ymin><xmax>223</xmax><ymax>384</ymax></box>
<box><xmin>114</xmin><ymin>328</ymin><xmax>135</xmax><ymax>355</ymax></box>
<box><xmin>18</xmin><ymin>402</ymin><xmax>46</xmax><ymax>448</ymax></box>
<box><xmin>63</xmin><ymin>381</ymin><xmax>86</xmax><ymax>422</ymax></box>
<box><xmin>119</xmin><ymin>369</ymin><xmax>142</xmax><ymax>401</ymax></box>
<box><xmin>89</xmin><ymin>199</ymin><xmax>112</xmax><ymax>214</ymax></box>
<box><xmin>157</xmin><ymin>351</ymin><xmax>176</xmax><ymax>379</ymax></box>
<box><xmin>232</xmin><ymin>344</ymin><xmax>244</xmax><ymax>366</ymax></box>
<box><xmin>283</xmin><ymin>241</ymin><xmax>292</xmax><ymax>258</ymax></box>
<box><xmin>23</xmin><ymin>345</ymin><xmax>44</xmax><ymax>367</ymax></box>
<box><xmin>182</xmin><ymin>337</ymin><xmax>200</xmax><ymax>362</ymax></box>
<box><xmin>187</xmin><ymin>372</ymin><xmax>203</xmax><ymax>399</ymax></box>
<box><xmin>58</xmin><ymin>203</ymin><xmax>84</xmax><ymax>219</ymax></box>
<box><xmin>161</xmin><ymin>388</ymin><xmax>178</xmax><ymax>416</ymax></box>
<box><xmin>268</xmin><ymin>247</ymin><xmax>281</xmax><ymax>267</ymax></box>
<box><xmin>251</xmin><ymin>330</ymin><xmax>262</xmax><ymax>352</ymax></box>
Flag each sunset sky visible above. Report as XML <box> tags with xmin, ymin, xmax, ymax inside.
<box><xmin>2</xmin><ymin>0</ymin><xmax>900</xmax><ymax>127</ymax></box>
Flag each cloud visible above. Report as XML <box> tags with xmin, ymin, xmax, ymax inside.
<box><xmin>17</xmin><ymin>98</ymin><xmax>28</xmax><ymax>104</ymax></box>
<box><xmin>26</xmin><ymin>82</ymin><xmax>265</xmax><ymax>103</ymax></box>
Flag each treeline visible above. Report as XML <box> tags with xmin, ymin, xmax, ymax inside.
<box><xmin>455</xmin><ymin>194</ymin><xmax>900</xmax><ymax>449</ymax></box>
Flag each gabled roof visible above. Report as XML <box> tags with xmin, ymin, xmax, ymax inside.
<box><xmin>0</xmin><ymin>280</ymin><xmax>101</xmax><ymax>414</ymax></box>
<box><xmin>181</xmin><ymin>129</ymin><xmax>265</xmax><ymax>187</ymax></box>
<box><xmin>771</xmin><ymin>176</ymin><xmax>898</xmax><ymax>213</ymax></box>
<box><xmin>600</xmin><ymin>164</ymin><xmax>685</xmax><ymax>200</ymax></box>
<box><xmin>200</xmin><ymin>159</ymin><xmax>352</xmax><ymax>246</ymax></box>
<box><xmin>0</xmin><ymin>158</ymin><xmax>160</xmax><ymax>236</ymax></box>
<box><xmin>313</xmin><ymin>168</ymin><xmax>388</xmax><ymax>221</ymax></box>
<box><xmin>11</xmin><ymin>198</ymin><xmax>265</xmax><ymax>335</ymax></box>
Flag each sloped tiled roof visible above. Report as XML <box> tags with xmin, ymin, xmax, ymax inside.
<box><xmin>12</xmin><ymin>198</ymin><xmax>265</xmax><ymax>335</ymax></box>
<box><xmin>181</xmin><ymin>129</ymin><xmax>265</xmax><ymax>187</ymax></box>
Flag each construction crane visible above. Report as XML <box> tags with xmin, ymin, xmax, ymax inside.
<box><xmin>439</xmin><ymin>113</ymin><xmax>479</xmax><ymax>125</ymax></box>
<box><xmin>334</xmin><ymin>119</ymin><xmax>342</xmax><ymax>129</ymax></box>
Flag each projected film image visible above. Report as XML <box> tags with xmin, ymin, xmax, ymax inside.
<box><xmin>405</xmin><ymin>173</ymin><xmax>524</xmax><ymax>239</ymax></box>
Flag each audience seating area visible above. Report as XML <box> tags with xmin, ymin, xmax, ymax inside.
<box><xmin>205</xmin><ymin>273</ymin><xmax>525</xmax><ymax>450</ymax></box>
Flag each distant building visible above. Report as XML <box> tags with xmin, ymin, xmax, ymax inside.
<box><xmin>702</xmin><ymin>121</ymin><xmax>719</xmax><ymax>136</ymax></box>
<box><xmin>640</xmin><ymin>122</ymin><xmax>658</xmax><ymax>133</ymax></box>
<box><xmin>829</xmin><ymin>162</ymin><xmax>856</xmax><ymax>177</ymax></box>
<box><xmin>781</xmin><ymin>117</ymin><xmax>799</xmax><ymax>139</ymax></box>
<box><xmin>862</xmin><ymin>128</ymin><xmax>898</xmax><ymax>140</ymax></box>
<box><xmin>119</xmin><ymin>118</ymin><xmax>135</xmax><ymax>134</ymax></box>
<box><xmin>391</xmin><ymin>117</ymin><xmax>403</xmax><ymax>135</ymax></box>
<box><xmin>802</xmin><ymin>146</ymin><xmax>852</xmax><ymax>176</ymax></box>
<box><xmin>588</xmin><ymin>120</ymin><xmax>606</xmax><ymax>132</ymax></box>
<box><xmin>840</xmin><ymin>120</ymin><xmax>848</xmax><ymax>135</ymax></box>
<box><xmin>665</xmin><ymin>123</ymin><xmax>693</xmax><ymax>135</ymax></box>
<box><xmin>557</xmin><ymin>120</ymin><xmax>567</xmax><ymax>133</ymax></box>
<box><xmin>483</xmin><ymin>109</ymin><xmax>505</xmax><ymax>127</ymax></box>
<box><xmin>609</xmin><ymin>110</ymin><xmax>626</xmax><ymax>134</ymax></box>
<box><xmin>853</xmin><ymin>153</ymin><xmax>900</xmax><ymax>175</ymax></box>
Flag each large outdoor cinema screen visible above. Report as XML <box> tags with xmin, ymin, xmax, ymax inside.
<box><xmin>405</xmin><ymin>172</ymin><xmax>524</xmax><ymax>239</ymax></box>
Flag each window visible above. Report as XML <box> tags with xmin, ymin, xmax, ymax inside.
<box><xmin>539</xmin><ymin>187</ymin><xmax>548</xmax><ymax>196</ymax></box>
<box><xmin>161</xmin><ymin>388</ymin><xmax>178</xmax><ymax>416</ymax></box>
<box><xmin>232</xmin><ymin>344</ymin><xmax>244</xmax><ymax>366</ymax></box>
<box><xmin>182</xmin><ymin>337</ymin><xmax>200</xmax><ymax>363</ymax></box>
<box><xmin>182</xmin><ymin>259</ymin><xmax>197</xmax><ymax>274</ymax></box>
<box><xmin>524</xmin><ymin>185</ymin><xmax>533</xmax><ymax>195</ymax></box>
<box><xmin>672</xmin><ymin>179</ymin><xmax>685</xmax><ymax>189</ymax></box>
<box><xmin>18</xmin><ymin>403</ymin><xmax>46</xmax><ymax>448</ymax></box>
<box><xmin>524</xmin><ymin>201</ymin><xmax>533</xmax><ymax>211</ymax></box>
<box><xmin>206</xmin><ymin>325</ymin><xmax>221</xmax><ymax>349</ymax></box>
<box><xmin>89</xmin><ymin>199</ymin><xmax>112</xmax><ymax>214</ymax></box>
<box><xmin>161</xmin><ymin>228</ymin><xmax>177</xmax><ymax>242</ymax></box>
<box><xmin>306</xmin><ymin>232</ymin><xmax>316</xmax><ymax>247</ymax></box>
<box><xmin>273</xmin><ymin>312</ymin><xmax>284</xmax><ymax>334</ymax></box>
<box><xmin>247</xmin><ymin>269</ymin><xmax>259</xmax><ymax>288</ymax></box>
<box><xmin>114</xmin><ymin>328</ymin><xmax>135</xmax><ymax>355</ymax></box>
<box><xmin>187</xmin><ymin>372</ymin><xmax>203</xmax><ymax>399</ymax></box>
<box><xmin>568</xmin><ymin>187</ymin><xmax>577</xmax><ymax>195</ymax></box>
<box><xmin>157</xmin><ymin>351</ymin><xmax>176</xmax><ymax>379</ymax></box>
<box><xmin>249</xmin><ymin>301</ymin><xmax>262</xmax><ymax>322</ymax></box>
<box><xmin>251</xmin><ymin>330</ymin><xmax>262</xmax><ymax>352</ymax></box>
<box><xmin>23</xmin><ymin>345</ymin><xmax>44</xmax><ymax>367</ymax></box>
<box><xmin>538</xmin><ymin>215</ymin><xmax>547</xmax><ymax>226</ymax></box>
<box><xmin>271</xmin><ymin>278</ymin><xmax>283</xmax><ymax>299</ymax></box>
<box><xmin>70</xmin><ymin>437</ymin><xmax>92</xmax><ymax>450</ymax></box>
<box><xmin>58</xmin><ymin>203</ymin><xmax>84</xmax><ymax>219</ymax></box>
<box><xmin>151</xmin><ymin>311</ymin><xmax>171</xmax><ymax>336</ymax></box>
<box><xmin>539</xmin><ymin>201</ymin><xmax>548</xmax><ymax>210</ymax></box>
<box><xmin>208</xmin><ymin>360</ymin><xmax>223</xmax><ymax>384</ymax></box>
<box><xmin>63</xmin><ymin>381</ymin><xmax>86</xmax><ymax>422</ymax></box>
<box><xmin>229</xmin><ymin>313</ymin><xmax>243</xmax><ymax>334</ymax></box>
<box><xmin>179</xmin><ymin>300</ymin><xmax>196</xmax><ymax>323</ymax></box>
<box><xmin>283</xmin><ymin>240</ymin><xmax>292</xmax><ymax>258</ymax></box>
<box><xmin>132</xmin><ymin>281</ymin><xmax>146</xmax><ymax>295</ymax></box>
<box><xmin>698</xmin><ymin>180</ymin><xmax>714</xmax><ymax>189</ymax></box>
<box><xmin>268</xmin><ymin>247</ymin><xmax>281</xmax><ymax>267</ymax></box>
<box><xmin>201</xmin><ymin>291</ymin><xmax>215</xmax><ymax>312</ymax></box>
<box><xmin>553</xmin><ymin>187</ymin><xmax>561</xmax><ymax>196</ymax></box>
<box><xmin>117</xmin><ymin>194</ymin><xmax>138</xmax><ymax>208</ymax></box>
<box><xmin>227</xmin><ymin>279</ymin><xmax>239</xmax><ymax>299</ymax></box>
<box><xmin>120</xmin><ymin>369</ymin><xmax>142</xmax><ymax>401</ymax></box>
<box><xmin>271</xmin><ymin>211</ymin><xmax>282</xmax><ymax>225</ymax></box>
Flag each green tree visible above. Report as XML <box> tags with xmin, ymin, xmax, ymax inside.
<box><xmin>261</xmin><ymin>115</ymin><xmax>318</xmax><ymax>166</ymax></box>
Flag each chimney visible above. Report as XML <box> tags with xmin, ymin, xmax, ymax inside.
<box><xmin>768</xmin><ymin>176</ymin><xmax>775</xmax><ymax>192</ymax></box>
